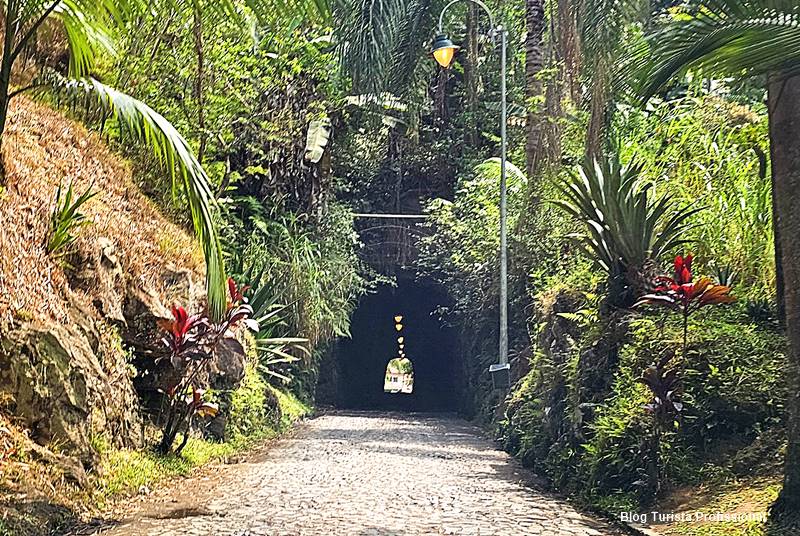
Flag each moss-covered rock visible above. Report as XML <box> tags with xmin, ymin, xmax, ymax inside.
<box><xmin>0</xmin><ymin>318</ymin><xmax>141</xmax><ymax>462</ymax></box>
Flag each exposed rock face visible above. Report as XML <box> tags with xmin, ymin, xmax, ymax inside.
<box><xmin>0</xmin><ymin>237</ymin><xmax>208</xmax><ymax>462</ymax></box>
<box><xmin>211</xmin><ymin>337</ymin><xmax>247</xmax><ymax>391</ymax></box>
<box><xmin>68</xmin><ymin>237</ymin><xmax>126</xmax><ymax>323</ymax></box>
<box><xmin>0</xmin><ymin>317</ymin><xmax>142</xmax><ymax>463</ymax></box>
<box><xmin>0</xmin><ymin>230</ymin><xmax>250</xmax><ymax>457</ymax></box>
<box><xmin>204</xmin><ymin>337</ymin><xmax>248</xmax><ymax>440</ymax></box>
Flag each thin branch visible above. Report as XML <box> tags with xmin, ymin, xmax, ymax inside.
<box><xmin>10</xmin><ymin>0</ymin><xmax>64</xmax><ymax>63</ymax></box>
<box><xmin>8</xmin><ymin>82</ymin><xmax>46</xmax><ymax>99</ymax></box>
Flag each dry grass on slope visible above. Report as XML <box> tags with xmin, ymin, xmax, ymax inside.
<box><xmin>0</xmin><ymin>97</ymin><xmax>204</xmax><ymax>327</ymax></box>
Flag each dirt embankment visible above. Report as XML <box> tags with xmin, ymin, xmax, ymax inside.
<box><xmin>0</xmin><ymin>97</ymin><xmax>205</xmax><ymax>534</ymax></box>
<box><xmin>0</xmin><ymin>97</ymin><xmax>204</xmax><ymax>327</ymax></box>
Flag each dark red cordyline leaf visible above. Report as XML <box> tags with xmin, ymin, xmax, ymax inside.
<box><xmin>680</xmin><ymin>266</ymin><xmax>691</xmax><ymax>284</ymax></box>
<box><xmin>227</xmin><ymin>277</ymin><xmax>250</xmax><ymax>306</ymax></box>
<box><xmin>699</xmin><ymin>284</ymin><xmax>736</xmax><ymax>306</ymax></box>
<box><xmin>636</xmin><ymin>255</ymin><xmax>735</xmax><ymax>315</ymax></box>
<box><xmin>228</xmin><ymin>277</ymin><xmax>237</xmax><ymax>302</ymax></box>
<box><xmin>226</xmin><ymin>303</ymin><xmax>254</xmax><ymax>327</ymax></box>
<box><xmin>655</xmin><ymin>275</ymin><xmax>680</xmax><ymax>293</ymax></box>
<box><xmin>172</xmin><ymin>305</ymin><xmax>188</xmax><ymax>336</ymax></box>
<box><xmin>673</xmin><ymin>254</ymin><xmax>693</xmax><ymax>285</ymax></box>
<box><xmin>192</xmin><ymin>386</ymin><xmax>203</xmax><ymax>406</ymax></box>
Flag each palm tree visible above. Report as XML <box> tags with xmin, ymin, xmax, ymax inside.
<box><xmin>0</xmin><ymin>0</ymin><xmax>328</xmax><ymax>319</ymax></box>
<box><xmin>578</xmin><ymin>0</ymin><xmax>649</xmax><ymax>157</ymax></box>
<box><xmin>628</xmin><ymin>0</ymin><xmax>800</xmax><ymax>521</ymax></box>
<box><xmin>335</xmin><ymin>0</ymin><xmax>437</xmax><ymax>96</ymax></box>
<box><xmin>523</xmin><ymin>0</ymin><xmax>648</xmax><ymax>172</ymax></box>
<box><xmin>524</xmin><ymin>0</ymin><xmax>545</xmax><ymax>178</ymax></box>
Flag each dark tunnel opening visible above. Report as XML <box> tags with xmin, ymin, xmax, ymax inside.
<box><xmin>321</xmin><ymin>277</ymin><xmax>464</xmax><ymax>413</ymax></box>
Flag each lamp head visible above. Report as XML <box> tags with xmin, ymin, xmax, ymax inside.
<box><xmin>431</xmin><ymin>34</ymin><xmax>459</xmax><ymax>68</ymax></box>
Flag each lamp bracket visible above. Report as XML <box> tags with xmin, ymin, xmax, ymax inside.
<box><xmin>438</xmin><ymin>0</ymin><xmax>496</xmax><ymax>35</ymax></box>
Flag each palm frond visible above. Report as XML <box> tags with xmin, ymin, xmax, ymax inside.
<box><xmin>384</xmin><ymin>0</ymin><xmax>437</xmax><ymax>94</ymax></box>
<box><xmin>630</xmin><ymin>0</ymin><xmax>800</xmax><ymax>101</ymax></box>
<box><xmin>10</xmin><ymin>0</ymin><xmax>129</xmax><ymax>76</ymax></box>
<box><xmin>46</xmin><ymin>74</ymin><xmax>227</xmax><ymax>319</ymax></box>
<box><xmin>335</xmin><ymin>0</ymin><xmax>435</xmax><ymax>94</ymax></box>
<box><xmin>141</xmin><ymin>0</ymin><xmax>331</xmax><ymax>26</ymax></box>
<box><xmin>578</xmin><ymin>0</ymin><xmax>649</xmax><ymax>62</ymax></box>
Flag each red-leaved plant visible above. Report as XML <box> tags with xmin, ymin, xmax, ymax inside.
<box><xmin>635</xmin><ymin>254</ymin><xmax>736</xmax><ymax>359</ymax></box>
<box><xmin>633</xmin><ymin>255</ymin><xmax>735</xmax><ymax>497</ymax></box>
<box><xmin>156</xmin><ymin>278</ymin><xmax>255</xmax><ymax>455</ymax></box>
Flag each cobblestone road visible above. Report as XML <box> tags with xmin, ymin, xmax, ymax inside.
<box><xmin>93</xmin><ymin>411</ymin><xmax>623</xmax><ymax>536</ymax></box>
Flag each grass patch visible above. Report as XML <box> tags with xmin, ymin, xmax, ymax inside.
<box><xmin>271</xmin><ymin>384</ymin><xmax>312</xmax><ymax>424</ymax></box>
<box><xmin>95</xmin><ymin>438</ymin><xmax>235</xmax><ymax>500</ymax></box>
<box><xmin>95</xmin><ymin>377</ymin><xmax>311</xmax><ymax>504</ymax></box>
<box><xmin>659</xmin><ymin>478</ymin><xmax>783</xmax><ymax>536</ymax></box>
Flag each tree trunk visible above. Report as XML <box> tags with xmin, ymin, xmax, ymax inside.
<box><xmin>586</xmin><ymin>61</ymin><xmax>609</xmax><ymax>160</ymax></box>
<box><xmin>768</xmin><ymin>73</ymin><xmax>800</xmax><ymax>523</ymax></box>
<box><xmin>556</xmin><ymin>0</ymin><xmax>581</xmax><ymax>104</ymax></box>
<box><xmin>0</xmin><ymin>1</ymin><xmax>18</xmax><ymax>178</ymax></box>
<box><xmin>524</xmin><ymin>0</ymin><xmax>546</xmax><ymax>179</ymax></box>
<box><xmin>0</xmin><ymin>71</ymin><xmax>11</xmax><ymax>174</ymax></box>
<box><xmin>192</xmin><ymin>0</ymin><xmax>206</xmax><ymax>163</ymax></box>
<box><xmin>773</xmin><ymin>175</ymin><xmax>787</xmax><ymax>327</ymax></box>
<box><xmin>463</xmin><ymin>4</ymin><xmax>479</xmax><ymax>148</ymax></box>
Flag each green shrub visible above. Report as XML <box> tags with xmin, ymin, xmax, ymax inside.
<box><xmin>228</xmin><ymin>360</ymin><xmax>281</xmax><ymax>440</ymax></box>
<box><xmin>504</xmin><ymin>300</ymin><xmax>787</xmax><ymax>510</ymax></box>
<box><xmin>505</xmin><ymin>353</ymin><xmax>565</xmax><ymax>480</ymax></box>
<box><xmin>95</xmin><ymin>368</ymin><xmax>310</xmax><ymax>502</ymax></box>
<box><xmin>681</xmin><ymin>314</ymin><xmax>786</xmax><ymax>448</ymax></box>
<box><xmin>582</xmin><ymin>344</ymin><xmax>656</xmax><ymax>503</ymax></box>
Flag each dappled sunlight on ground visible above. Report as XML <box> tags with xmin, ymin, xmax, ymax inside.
<box><xmin>85</xmin><ymin>412</ymin><xmax>621</xmax><ymax>536</ymax></box>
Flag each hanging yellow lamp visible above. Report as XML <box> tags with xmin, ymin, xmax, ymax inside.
<box><xmin>431</xmin><ymin>34</ymin><xmax>459</xmax><ymax>69</ymax></box>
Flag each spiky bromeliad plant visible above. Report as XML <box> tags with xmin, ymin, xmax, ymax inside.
<box><xmin>156</xmin><ymin>278</ymin><xmax>255</xmax><ymax>455</ymax></box>
<box><xmin>46</xmin><ymin>180</ymin><xmax>97</xmax><ymax>258</ymax></box>
<box><xmin>553</xmin><ymin>155</ymin><xmax>703</xmax><ymax>307</ymax></box>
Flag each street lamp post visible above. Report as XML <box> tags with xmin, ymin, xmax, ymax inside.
<box><xmin>431</xmin><ymin>0</ymin><xmax>510</xmax><ymax>389</ymax></box>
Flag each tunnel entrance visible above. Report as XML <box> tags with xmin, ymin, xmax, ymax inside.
<box><xmin>321</xmin><ymin>277</ymin><xmax>463</xmax><ymax>412</ymax></box>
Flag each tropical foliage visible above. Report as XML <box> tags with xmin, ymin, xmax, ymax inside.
<box><xmin>553</xmin><ymin>156</ymin><xmax>701</xmax><ymax>302</ymax></box>
<box><xmin>635</xmin><ymin>254</ymin><xmax>736</xmax><ymax>356</ymax></box>
<box><xmin>156</xmin><ymin>279</ymin><xmax>254</xmax><ymax>454</ymax></box>
<box><xmin>46</xmin><ymin>180</ymin><xmax>97</xmax><ymax>257</ymax></box>
<box><xmin>5</xmin><ymin>0</ymin><xmax>800</xmax><ymax>533</ymax></box>
<box><xmin>630</xmin><ymin>0</ymin><xmax>800</xmax><ymax>101</ymax></box>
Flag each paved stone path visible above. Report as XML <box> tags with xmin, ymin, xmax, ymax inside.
<box><xmin>91</xmin><ymin>411</ymin><xmax>623</xmax><ymax>536</ymax></box>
